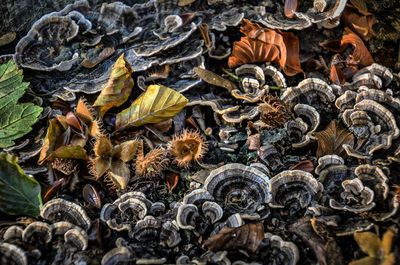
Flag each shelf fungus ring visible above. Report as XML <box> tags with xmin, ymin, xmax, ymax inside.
<box><xmin>269</xmin><ymin>170</ymin><xmax>323</xmax><ymax>215</ymax></box>
<box><xmin>204</xmin><ymin>163</ymin><xmax>271</xmax><ymax>216</ymax></box>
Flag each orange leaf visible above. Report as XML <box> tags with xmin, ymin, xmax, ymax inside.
<box><xmin>228</xmin><ymin>19</ymin><xmax>303</xmax><ymax>76</ymax></box>
<box><xmin>330</xmin><ymin>64</ymin><xmax>346</xmax><ymax>84</ymax></box>
<box><xmin>320</xmin><ymin>29</ymin><xmax>374</xmax><ymax>67</ymax></box>
<box><xmin>165</xmin><ymin>172</ymin><xmax>179</xmax><ymax>192</ymax></box>
<box><xmin>341</xmin><ymin>4</ymin><xmax>375</xmax><ymax>41</ymax></box>
<box><xmin>315</xmin><ymin>120</ymin><xmax>354</xmax><ymax>158</ymax></box>
<box><xmin>284</xmin><ymin>0</ymin><xmax>298</xmax><ymax>18</ymax></box>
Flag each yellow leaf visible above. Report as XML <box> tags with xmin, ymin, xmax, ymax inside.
<box><xmin>38</xmin><ymin>119</ymin><xmax>64</xmax><ymax>165</ymax></box>
<box><xmin>93</xmin><ymin>54</ymin><xmax>134</xmax><ymax>117</ymax></box>
<box><xmin>116</xmin><ymin>84</ymin><xmax>188</xmax><ymax>130</ymax></box>
<box><xmin>349</xmin><ymin>256</ymin><xmax>380</xmax><ymax>265</ymax></box>
<box><xmin>381</xmin><ymin>230</ymin><xmax>394</xmax><ymax>255</ymax></box>
<box><xmin>381</xmin><ymin>253</ymin><xmax>395</xmax><ymax>265</ymax></box>
<box><xmin>354</xmin><ymin>232</ymin><xmax>382</xmax><ymax>257</ymax></box>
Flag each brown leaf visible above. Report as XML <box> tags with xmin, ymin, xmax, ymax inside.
<box><xmin>228</xmin><ymin>19</ymin><xmax>304</xmax><ymax>76</ymax></box>
<box><xmin>289</xmin><ymin>160</ymin><xmax>315</xmax><ymax>174</ymax></box>
<box><xmin>38</xmin><ymin>119</ymin><xmax>64</xmax><ymax>165</ymax></box>
<box><xmin>194</xmin><ymin>67</ymin><xmax>238</xmax><ymax>92</ymax></box>
<box><xmin>320</xmin><ymin>29</ymin><xmax>374</xmax><ymax>67</ymax></box>
<box><xmin>165</xmin><ymin>172</ymin><xmax>179</xmax><ymax>192</ymax></box>
<box><xmin>204</xmin><ymin>223</ymin><xmax>264</xmax><ymax>253</ymax></box>
<box><xmin>93</xmin><ymin>54</ymin><xmax>134</xmax><ymax>117</ymax></box>
<box><xmin>82</xmin><ymin>184</ymin><xmax>102</xmax><ymax>209</ymax></box>
<box><xmin>284</xmin><ymin>0</ymin><xmax>298</xmax><ymax>18</ymax></box>
<box><xmin>341</xmin><ymin>4</ymin><xmax>375</xmax><ymax>41</ymax></box>
<box><xmin>289</xmin><ymin>217</ymin><xmax>345</xmax><ymax>265</ymax></box>
<box><xmin>315</xmin><ymin>120</ymin><xmax>354</xmax><ymax>158</ymax></box>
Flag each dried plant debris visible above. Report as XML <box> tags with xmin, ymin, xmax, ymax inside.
<box><xmin>2</xmin><ymin>1</ymin><xmax>400</xmax><ymax>264</ymax></box>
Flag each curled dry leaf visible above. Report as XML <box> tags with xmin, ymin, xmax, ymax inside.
<box><xmin>284</xmin><ymin>0</ymin><xmax>298</xmax><ymax>18</ymax></box>
<box><xmin>194</xmin><ymin>67</ymin><xmax>238</xmax><ymax>92</ymax></box>
<box><xmin>341</xmin><ymin>3</ymin><xmax>375</xmax><ymax>41</ymax></box>
<box><xmin>38</xmin><ymin>118</ymin><xmax>64</xmax><ymax>165</ymax></box>
<box><xmin>320</xmin><ymin>29</ymin><xmax>374</xmax><ymax>67</ymax></box>
<box><xmin>228</xmin><ymin>19</ymin><xmax>303</xmax><ymax>76</ymax></box>
<box><xmin>315</xmin><ymin>120</ymin><xmax>354</xmax><ymax>158</ymax></box>
<box><xmin>204</xmin><ymin>223</ymin><xmax>264</xmax><ymax>253</ymax></box>
<box><xmin>116</xmin><ymin>84</ymin><xmax>188</xmax><ymax>130</ymax></box>
<box><xmin>93</xmin><ymin>53</ymin><xmax>134</xmax><ymax>118</ymax></box>
<box><xmin>82</xmin><ymin>184</ymin><xmax>102</xmax><ymax>209</ymax></box>
<box><xmin>165</xmin><ymin>172</ymin><xmax>179</xmax><ymax>192</ymax></box>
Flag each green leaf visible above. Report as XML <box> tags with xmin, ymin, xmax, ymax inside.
<box><xmin>0</xmin><ymin>153</ymin><xmax>43</xmax><ymax>217</ymax></box>
<box><xmin>116</xmin><ymin>84</ymin><xmax>188</xmax><ymax>130</ymax></box>
<box><xmin>0</xmin><ymin>59</ymin><xmax>42</xmax><ymax>148</ymax></box>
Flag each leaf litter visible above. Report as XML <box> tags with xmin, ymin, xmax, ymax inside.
<box><xmin>0</xmin><ymin>1</ymin><xmax>400</xmax><ymax>264</ymax></box>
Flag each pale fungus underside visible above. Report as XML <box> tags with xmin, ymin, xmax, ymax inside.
<box><xmin>1</xmin><ymin>0</ymin><xmax>400</xmax><ymax>264</ymax></box>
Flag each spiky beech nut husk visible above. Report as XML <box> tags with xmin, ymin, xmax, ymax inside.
<box><xmin>135</xmin><ymin>140</ymin><xmax>169</xmax><ymax>178</ymax></box>
<box><xmin>167</xmin><ymin>130</ymin><xmax>208</xmax><ymax>168</ymax></box>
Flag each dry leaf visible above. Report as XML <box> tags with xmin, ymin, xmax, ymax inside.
<box><xmin>194</xmin><ymin>67</ymin><xmax>238</xmax><ymax>92</ymax></box>
<box><xmin>204</xmin><ymin>223</ymin><xmax>264</xmax><ymax>253</ymax></box>
<box><xmin>46</xmin><ymin>145</ymin><xmax>88</xmax><ymax>161</ymax></box>
<box><xmin>228</xmin><ymin>19</ymin><xmax>303</xmax><ymax>77</ymax></box>
<box><xmin>116</xmin><ymin>84</ymin><xmax>188</xmax><ymax>131</ymax></box>
<box><xmin>320</xmin><ymin>29</ymin><xmax>374</xmax><ymax>67</ymax></box>
<box><xmin>330</xmin><ymin>64</ymin><xmax>346</xmax><ymax>84</ymax></box>
<box><xmin>165</xmin><ymin>172</ymin><xmax>179</xmax><ymax>192</ymax></box>
<box><xmin>315</xmin><ymin>120</ymin><xmax>354</xmax><ymax>158</ymax></box>
<box><xmin>38</xmin><ymin>119</ymin><xmax>64</xmax><ymax>165</ymax></box>
<box><xmin>93</xmin><ymin>53</ymin><xmax>134</xmax><ymax>117</ymax></box>
<box><xmin>341</xmin><ymin>3</ymin><xmax>375</xmax><ymax>41</ymax></box>
<box><xmin>284</xmin><ymin>0</ymin><xmax>298</xmax><ymax>18</ymax></box>
<box><xmin>289</xmin><ymin>160</ymin><xmax>315</xmax><ymax>174</ymax></box>
<box><xmin>289</xmin><ymin>217</ymin><xmax>345</xmax><ymax>265</ymax></box>
<box><xmin>350</xmin><ymin>230</ymin><xmax>395</xmax><ymax>265</ymax></box>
